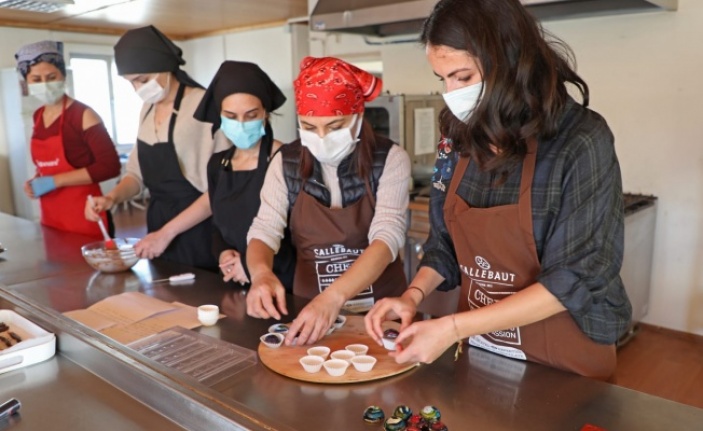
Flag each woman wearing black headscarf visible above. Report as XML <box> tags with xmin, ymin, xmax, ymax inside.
<box><xmin>193</xmin><ymin>61</ymin><xmax>295</xmax><ymax>289</ymax></box>
<box><xmin>85</xmin><ymin>25</ymin><xmax>228</xmax><ymax>270</ymax></box>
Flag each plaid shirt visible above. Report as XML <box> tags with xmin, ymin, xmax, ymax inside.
<box><xmin>421</xmin><ymin>97</ymin><xmax>632</xmax><ymax>344</ymax></box>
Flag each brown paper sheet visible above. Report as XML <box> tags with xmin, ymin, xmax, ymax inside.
<box><xmin>63</xmin><ymin>292</ymin><xmax>209</xmax><ymax>344</ymax></box>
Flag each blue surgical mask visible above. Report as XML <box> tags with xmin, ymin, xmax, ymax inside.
<box><xmin>220</xmin><ymin>116</ymin><xmax>266</xmax><ymax>150</ymax></box>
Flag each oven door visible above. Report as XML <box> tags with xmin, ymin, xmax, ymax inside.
<box><xmin>364</xmin><ymin>94</ymin><xmax>404</xmax><ymax>145</ymax></box>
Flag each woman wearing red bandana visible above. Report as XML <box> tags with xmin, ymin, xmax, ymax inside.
<box><xmin>246</xmin><ymin>56</ymin><xmax>411</xmax><ymax>346</ymax></box>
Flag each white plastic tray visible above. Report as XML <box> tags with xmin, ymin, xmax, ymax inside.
<box><xmin>0</xmin><ymin>309</ymin><xmax>56</xmax><ymax>374</ymax></box>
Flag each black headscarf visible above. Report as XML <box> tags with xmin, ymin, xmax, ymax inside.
<box><xmin>194</xmin><ymin>61</ymin><xmax>286</xmax><ymax>134</ymax></box>
<box><xmin>113</xmin><ymin>25</ymin><xmax>202</xmax><ymax>88</ymax></box>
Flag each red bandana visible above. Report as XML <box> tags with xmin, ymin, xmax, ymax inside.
<box><xmin>294</xmin><ymin>56</ymin><xmax>382</xmax><ymax>116</ymax></box>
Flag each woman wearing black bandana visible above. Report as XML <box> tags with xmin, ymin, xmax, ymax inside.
<box><xmin>85</xmin><ymin>25</ymin><xmax>228</xmax><ymax>270</ymax></box>
<box><xmin>193</xmin><ymin>61</ymin><xmax>295</xmax><ymax>290</ymax></box>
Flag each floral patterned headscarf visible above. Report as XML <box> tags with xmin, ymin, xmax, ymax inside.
<box><xmin>15</xmin><ymin>40</ymin><xmax>65</xmax><ymax>79</ymax></box>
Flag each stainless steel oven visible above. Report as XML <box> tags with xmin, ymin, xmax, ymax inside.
<box><xmin>365</xmin><ymin>94</ymin><xmax>445</xmax><ymax>188</ymax></box>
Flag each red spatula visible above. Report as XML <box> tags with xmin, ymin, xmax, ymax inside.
<box><xmin>87</xmin><ymin>195</ymin><xmax>117</xmax><ymax>250</ymax></box>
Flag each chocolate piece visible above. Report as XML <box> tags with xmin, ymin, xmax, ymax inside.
<box><xmin>383</xmin><ymin>328</ymin><xmax>399</xmax><ymax>339</ymax></box>
<box><xmin>430</xmin><ymin>421</ymin><xmax>448</xmax><ymax>431</ymax></box>
<box><xmin>263</xmin><ymin>334</ymin><xmax>280</xmax><ymax>344</ymax></box>
<box><xmin>393</xmin><ymin>405</ymin><xmax>412</xmax><ymax>421</ymax></box>
<box><xmin>0</xmin><ymin>322</ymin><xmax>8</xmax><ymax>332</ymax></box>
<box><xmin>9</xmin><ymin>332</ymin><xmax>22</xmax><ymax>343</ymax></box>
<box><xmin>384</xmin><ymin>417</ymin><xmax>406</xmax><ymax>431</ymax></box>
<box><xmin>362</xmin><ymin>405</ymin><xmax>385</xmax><ymax>423</ymax></box>
<box><xmin>0</xmin><ymin>335</ymin><xmax>11</xmax><ymax>348</ymax></box>
<box><xmin>420</xmin><ymin>405</ymin><xmax>441</xmax><ymax>423</ymax></box>
<box><xmin>408</xmin><ymin>414</ymin><xmax>426</xmax><ymax>427</ymax></box>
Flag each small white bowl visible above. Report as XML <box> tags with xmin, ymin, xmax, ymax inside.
<box><xmin>333</xmin><ymin>315</ymin><xmax>347</xmax><ymax>330</ymax></box>
<box><xmin>382</xmin><ymin>328</ymin><xmax>400</xmax><ymax>351</ymax></box>
<box><xmin>345</xmin><ymin>343</ymin><xmax>368</xmax><ymax>356</ymax></box>
<box><xmin>260</xmin><ymin>332</ymin><xmax>284</xmax><ymax>348</ymax></box>
<box><xmin>307</xmin><ymin>346</ymin><xmax>331</xmax><ymax>359</ymax></box>
<box><xmin>299</xmin><ymin>355</ymin><xmax>324</xmax><ymax>373</ymax></box>
<box><xmin>350</xmin><ymin>355</ymin><xmax>377</xmax><ymax>372</ymax></box>
<box><xmin>322</xmin><ymin>359</ymin><xmax>350</xmax><ymax>377</ymax></box>
<box><xmin>197</xmin><ymin>304</ymin><xmax>219</xmax><ymax>326</ymax></box>
<box><xmin>330</xmin><ymin>350</ymin><xmax>355</xmax><ymax>363</ymax></box>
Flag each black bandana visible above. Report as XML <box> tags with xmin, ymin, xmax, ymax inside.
<box><xmin>114</xmin><ymin>25</ymin><xmax>201</xmax><ymax>88</ymax></box>
<box><xmin>193</xmin><ymin>61</ymin><xmax>286</xmax><ymax>134</ymax></box>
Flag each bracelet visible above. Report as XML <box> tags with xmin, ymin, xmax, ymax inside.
<box><xmin>451</xmin><ymin>314</ymin><xmax>463</xmax><ymax>361</ymax></box>
<box><xmin>406</xmin><ymin>286</ymin><xmax>425</xmax><ymax>303</ymax></box>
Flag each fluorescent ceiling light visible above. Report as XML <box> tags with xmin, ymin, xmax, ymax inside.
<box><xmin>0</xmin><ymin>0</ymin><xmax>75</xmax><ymax>13</ymax></box>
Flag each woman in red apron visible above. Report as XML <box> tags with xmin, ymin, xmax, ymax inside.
<box><xmin>246</xmin><ymin>57</ymin><xmax>410</xmax><ymax>346</ymax></box>
<box><xmin>84</xmin><ymin>26</ymin><xmax>228</xmax><ymax>270</ymax></box>
<box><xmin>365</xmin><ymin>0</ymin><xmax>631</xmax><ymax>379</ymax></box>
<box><xmin>15</xmin><ymin>40</ymin><xmax>120</xmax><ymax>238</ymax></box>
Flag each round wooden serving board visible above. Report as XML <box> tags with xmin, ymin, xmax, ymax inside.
<box><xmin>258</xmin><ymin>316</ymin><xmax>418</xmax><ymax>384</ymax></box>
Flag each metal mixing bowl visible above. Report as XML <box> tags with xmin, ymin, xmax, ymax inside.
<box><xmin>81</xmin><ymin>238</ymin><xmax>140</xmax><ymax>273</ymax></box>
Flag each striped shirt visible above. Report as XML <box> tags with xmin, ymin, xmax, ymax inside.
<box><xmin>421</xmin><ymin>97</ymin><xmax>632</xmax><ymax>344</ymax></box>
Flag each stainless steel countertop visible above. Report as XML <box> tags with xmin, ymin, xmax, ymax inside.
<box><xmin>0</xmin><ymin>332</ymin><xmax>185</xmax><ymax>431</ymax></box>
<box><xmin>1</xmin><ymin>212</ymin><xmax>702</xmax><ymax>431</ymax></box>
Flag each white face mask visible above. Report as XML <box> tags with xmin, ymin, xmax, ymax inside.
<box><xmin>28</xmin><ymin>81</ymin><xmax>65</xmax><ymax>105</ymax></box>
<box><xmin>442</xmin><ymin>81</ymin><xmax>484</xmax><ymax>122</ymax></box>
<box><xmin>136</xmin><ymin>74</ymin><xmax>170</xmax><ymax>104</ymax></box>
<box><xmin>299</xmin><ymin>114</ymin><xmax>362</xmax><ymax>167</ymax></box>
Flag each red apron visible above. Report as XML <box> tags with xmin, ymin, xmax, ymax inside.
<box><xmin>444</xmin><ymin>139</ymin><xmax>615</xmax><ymax>378</ymax></box>
<box><xmin>31</xmin><ymin>96</ymin><xmax>106</xmax><ymax>238</ymax></box>
<box><xmin>289</xmin><ymin>182</ymin><xmax>406</xmax><ymax>313</ymax></box>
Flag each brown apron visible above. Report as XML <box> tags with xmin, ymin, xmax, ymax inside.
<box><xmin>443</xmin><ymin>139</ymin><xmax>615</xmax><ymax>378</ymax></box>
<box><xmin>289</xmin><ymin>182</ymin><xmax>406</xmax><ymax>313</ymax></box>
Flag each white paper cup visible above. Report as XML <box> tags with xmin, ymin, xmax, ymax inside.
<box><xmin>345</xmin><ymin>343</ymin><xmax>368</xmax><ymax>356</ymax></box>
<box><xmin>330</xmin><ymin>350</ymin><xmax>355</xmax><ymax>363</ymax></box>
<box><xmin>350</xmin><ymin>355</ymin><xmax>377</xmax><ymax>372</ymax></box>
<box><xmin>299</xmin><ymin>355</ymin><xmax>324</xmax><ymax>373</ymax></box>
<box><xmin>260</xmin><ymin>332</ymin><xmax>284</xmax><ymax>348</ymax></box>
<box><xmin>322</xmin><ymin>359</ymin><xmax>350</xmax><ymax>376</ymax></box>
<box><xmin>333</xmin><ymin>315</ymin><xmax>347</xmax><ymax>329</ymax></box>
<box><xmin>197</xmin><ymin>304</ymin><xmax>219</xmax><ymax>326</ymax></box>
<box><xmin>307</xmin><ymin>346</ymin><xmax>331</xmax><ymax>359</ymax></box>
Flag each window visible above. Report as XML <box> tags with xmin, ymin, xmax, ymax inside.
<box><xmin>69</xmin><ymin>54</ymin><xmax>142</xmax><ymax>145</ymax></box>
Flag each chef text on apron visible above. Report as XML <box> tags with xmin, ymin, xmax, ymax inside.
<box><xmin>31</xmin><ymin>95</ymin><xmax>106</xmax><ymax>238</ymax></box>
<box><xmin>137</xmin><ymin>84</ymin><xmax>217</xmax><ymax>271</ymax></box>
<box><xmin>289</xmin><ymin>181</ymin><xmax>406</xmax><ymax>313</ymax></box>
<box><xmin>443</xmin><ymin>139</ymin><xmax>615</xmax><ymax>378</ymax></box>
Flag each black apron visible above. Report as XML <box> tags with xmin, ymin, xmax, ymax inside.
<box><xmin>137</xmin><ymin>83</ymin><xmax>217</xmax><ymax>271</ymax></box>
<box><xmin>210</xmin><ymin>137</ymin><xmax>295</xmax><ymax>291</ymax></box>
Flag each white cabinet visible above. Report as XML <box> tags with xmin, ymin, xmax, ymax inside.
<box><xmin>1</xmin><ymin>68</ymin><xmax>40</xmax><ymax>221</ymax></box>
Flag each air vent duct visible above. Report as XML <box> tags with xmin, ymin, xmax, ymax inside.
<box><xmin>0</xmin><ymin>0</ymin><xmax>74</xmax><ymax>13</ymax></box>
<box><xmin>310</xmin><ymin>0</ymin><xmax>678</xmax><ymax>37</ymax></box>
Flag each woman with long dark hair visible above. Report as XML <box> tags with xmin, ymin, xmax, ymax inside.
<box><xmin>365</xmin><ymin>0</ymin><xmax>631</xmax><ymax>379</ymax></box>
<box><xmin>246</xmin><ymin>56</ymin><xmax>410</xmax><ymax>346</ymax></box>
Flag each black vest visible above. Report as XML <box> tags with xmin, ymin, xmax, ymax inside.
<box><xmin>281</xmin><ymin>136</ymin><xmax>396</xmax><ymax>213</ymax></box>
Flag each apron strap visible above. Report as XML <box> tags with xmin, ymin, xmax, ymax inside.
<box><xmin>449</xmin><ymin>154</ymin><xmax>470</xmax><ymax>197</ymax></box>
<box><xmin>168</xmin><ymin>83</ymin><xmax>186</xmax><ymax>144</ymax></box>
